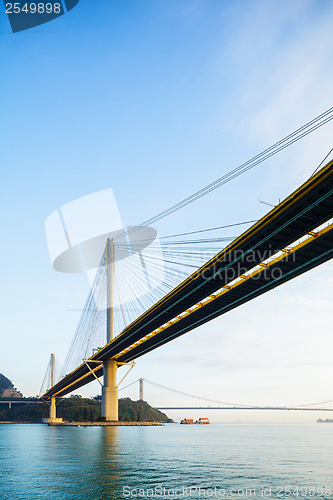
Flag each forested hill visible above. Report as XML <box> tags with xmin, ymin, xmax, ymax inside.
<box><xmin>0</xmin><ymin>396</ymin><xmax>171</xmax><ymax>423</ymax></box>
<box><xmin>0</xmin><ymin>374</ymin><xmax>23</xmax><ymax>398</ymax></box>
<box><xmin>0</xmin><ymin>374</ymin><xmax>170</xmax><ymax>422</ymax></box>
<box><xmin>119</xmin><ymin>398</ymin><xmax>170</xmax><ymax>422</ymax></box>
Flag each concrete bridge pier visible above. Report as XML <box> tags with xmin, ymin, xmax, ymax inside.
<box><xmin>42</xmin><ymin>354</ymin><xmax>63</xmax><ymax>424</ymax></box>
<box><xmin>42</xmin><ymin>396</ymin><xmax>62</xmax><ymax>425</ymax></box>
<box><xmin>48</xmin><ymin>396</ymin><xmax>63</xmax><ymax>424</ymax></box>
<box><xmin>101</xmin><ymin>239</ymin><xmax>119</xmax><ymax>421</ymax></box>
<box><xmin>101</xmin><ymin>358</ymin><xmax>118</xmax><ymax>421</ymax></box>
<box><xmin>50</xmin><ymin>397</ymin><xmax>56</xmax><ymax>420</ymax></box>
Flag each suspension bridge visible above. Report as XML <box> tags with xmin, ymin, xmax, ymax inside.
<box><xmin>119</xmin><ymin>378</ymin><xmax>333</xmax><ymax>412</ymax></box>
<box><xmin>40</xmin><ymin>157</ymin><xmax>333</xmax><ymax>423</ymax></box>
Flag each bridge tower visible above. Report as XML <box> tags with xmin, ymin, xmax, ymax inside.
<box><xmin>45</xmin><ymin>353</ymin><xmax>62</xmax><ymax>424</ymax></box>
<box><xmin>139</xmin><ymin>378</ymin><xmax>144</xmax><ymax>400</ymax></box>
<box><xmin>101</xmin><ymin>239</ymin><xmax>118</xmax><ymax>421</ymax></box>
<box><xmin>49</xmin><ymin>353</ymin><xmax>56</xmax><ymax>420</ymax></box>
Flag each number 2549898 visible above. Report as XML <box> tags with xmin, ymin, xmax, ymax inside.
<box><xmin>6</xmin><ymin>3</ymin><xmax>62</xmax><ymax>14</ymax></box>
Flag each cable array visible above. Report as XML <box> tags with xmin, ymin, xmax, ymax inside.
<box><xmin>39</xmin><ymin>356</ymin><xmax>60</xmax><ymax>398</ymax></box>
<box><xmin>56</xmin><ymin>108</ymin><xmax>333</xmax><ymax>385</ymax></box>
<box><xmin>59</xmin><ymin>224</ymin><xmax>248</xmax><ymax>379</ymax></box>
<box><xmin>115</xmin><ymin>106</ymin><xmax>333</xmax><ymax>241</ymax></box>
<box><xmin>60</xmin><ymin>253</ymin><xmax>108</xmax><ymax>379</ymax></box>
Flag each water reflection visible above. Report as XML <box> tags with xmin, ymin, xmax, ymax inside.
<box><xmin>94</xmin><ymin>427</ymin><xmax>124</xmax><ymax>498</ymax></box>
<box><xmin>1</xmin><ymin>423</ymin><xmax>333</xmax><ymax>499</ymax></box>
<box><xmin>52</xmin><ymin>425</ymin><xmax>125</xmax><ymax>499</ymax></box>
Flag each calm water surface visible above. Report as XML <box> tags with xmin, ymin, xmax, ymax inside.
<box><xmin>0</xmin><ymin>423</ymin><xmax>333</xmax><ymax>499</ymax></box>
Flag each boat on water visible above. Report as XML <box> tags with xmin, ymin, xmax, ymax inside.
<box><xmin>317</xmin><ymin>419</ymin><xmax>333</xmax><ymax>423</ymax></box>
<box><xmin>180</xmin><ymin>418</ymin><xmax>210</xmax><ymax>424</ymax></box>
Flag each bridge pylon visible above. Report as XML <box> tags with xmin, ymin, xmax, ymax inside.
<box><xmin>43</xmin><ymin>354</ymin><xmax>63</xmax><ymax>425</ymax></box>
<box><xmin>101</xmin><ymin>238</ymin><xmax>118</xmax><ymax>421</ymax></box>
<box><xmin>101</xmin><ymin>359</ymin><xmax>118</xmax><ymax>421</ymax></box>
<box><xmin>139</xmin><ymin>378</ymin><xmax>144</xmax><ymax>401</ymax></box>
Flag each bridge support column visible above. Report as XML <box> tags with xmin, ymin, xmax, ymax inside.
<box><xmin>50</xmin><ymin>396</ymin><xmax>56</xmax><ymax>420</ymax></box>
<box><xmin>44</xmin><ymin>396</ymin><xmax>62</xmax><ymax>425</ymax></box>
<box><xmin>101</xmin><ymin>358</ymin><xmax>118</xmax><ymax>421</ymax></box>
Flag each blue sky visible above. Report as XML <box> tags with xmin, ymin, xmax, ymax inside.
<box><xmin>1</xmin><ymin>0</ymin><xmax>333</xmax><ymax>421</ymax></box>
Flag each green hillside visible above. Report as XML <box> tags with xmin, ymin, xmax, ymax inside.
<box><xmin>0</xmin><ymin>373</ymin><xmax>170</xmax><ymax>423</ymax></box>
<box><xmin>0</xmin><ymin>374</ymin><xmax>13</xmax><ymax>393</ymax></box>
<box><xmin>0</xmin><ymin>374</ymin><xmax>23</xmax><ymax>398</ymax></box>
<box><xmin>0</xmin><ymin>397</ymin><xmax>171</xmax><ymax>423</ymax></box>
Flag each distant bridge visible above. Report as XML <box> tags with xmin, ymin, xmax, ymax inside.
<box><xmin>119</xmin><ymin>379</ymin><xmax>333</xmax><ymax>413</ymax></box>
<box><xmin>0</xmin><ymin>400</ymin><xmax>42</xmax><ymax>409</ymax></box>
<box><xmin>155</xmin><ymin>407</ymin><xmax>333</xmax><ymax>411</ymax></box>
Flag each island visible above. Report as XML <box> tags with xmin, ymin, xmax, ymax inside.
<box><xmin>0</xmin><ymin>373</ymin><xmax>171</xmax><ymax>424</ymax></box>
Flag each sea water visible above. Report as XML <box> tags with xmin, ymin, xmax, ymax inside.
<box><xmin>0</xmin><ymin>423</ymin><xmax>332</xmax><ymax>499</ymax></box>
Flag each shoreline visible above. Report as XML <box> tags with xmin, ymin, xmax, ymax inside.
<box><xmin>0</xmin><ymin>420</ymin><xmax>164</xmax><ymax>426</ymax></box>
<box><xmin>60</xmin><ymin>421</ymin><xmax>163</xmax><ymax>426</ymax></box>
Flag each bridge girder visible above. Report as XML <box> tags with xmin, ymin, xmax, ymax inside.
<box><xmin>42</xmin><ymin>159</ymin><xmax>333</xmax><ymax>400</ymax></box>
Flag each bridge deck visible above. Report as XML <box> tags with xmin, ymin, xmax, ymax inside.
<box><xmin>42</xmin><ymin>159</ymin><xmax>333</xmax><ymax>399</ymax></box>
